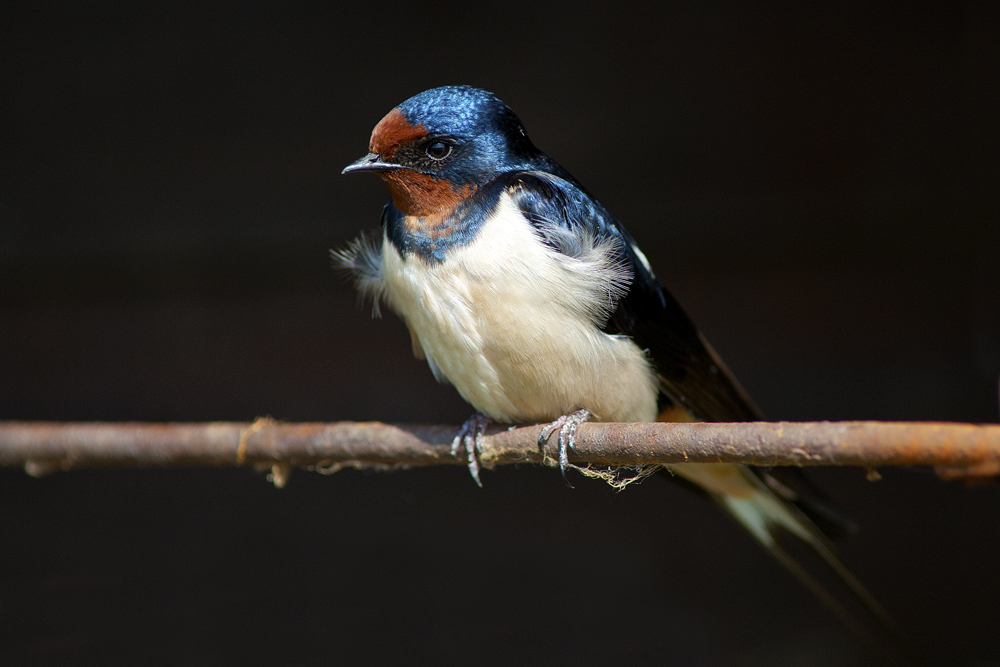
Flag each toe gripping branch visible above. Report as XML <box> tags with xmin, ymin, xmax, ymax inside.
<box><xmin>537</xmin><ymin>409</ymin><xmax>592</xmax><ymax>487</ymax></box>
<box><xmin>452</xmin><ymin>414</ymin><xmax>492</xmax><ymax>487</ymax></box>
<box><xmin>452</xmin><ymin>409</ymin><xmax>593</xmax><ymax>488</ymax></box>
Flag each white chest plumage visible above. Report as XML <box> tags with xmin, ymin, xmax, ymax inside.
<box><xmin>376</xmin><ymin>193</ymin><xmax>660</xmax><ymax>424</ymax></box>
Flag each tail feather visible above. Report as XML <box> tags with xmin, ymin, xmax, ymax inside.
<box><xmin>707</xmin><ymin>468</ymin><xmax>923</xmax><ymax>664</ymax></box>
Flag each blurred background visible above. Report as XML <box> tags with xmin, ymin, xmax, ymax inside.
<box><xmin>1</xmin><ymin>2</ymin><xmax>998</xmax><ymax>665</ymax></box>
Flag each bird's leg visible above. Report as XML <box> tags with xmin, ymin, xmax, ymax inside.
<box><xmin>537</xmin><ymin>409</ymin><xmax>592</xmax><ymax>487</ymax></box>
<box><xmin>451</xmin><ymin>413</ymin><xmax>491</xmax><ymax>487</ymax></box>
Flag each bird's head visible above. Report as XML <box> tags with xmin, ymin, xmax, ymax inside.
<box><xmin>342</xmin><ymin>86</ymin><xmax>540</xmax><ymax>216</ymax></box>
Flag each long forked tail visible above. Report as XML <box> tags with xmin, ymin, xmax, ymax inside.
<box><xmin>667</xmin><ymin>462</ymin><xmax>924</xmax><ymax>665</ymax></box>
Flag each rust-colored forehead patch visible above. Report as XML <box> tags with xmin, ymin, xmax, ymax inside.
<box><xmin>369</xmin><ymin>108</ymin><xmax>429</xmax><ymax>158</ymax></box>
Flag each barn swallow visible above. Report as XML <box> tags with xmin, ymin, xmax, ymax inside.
<box><xmin>337</xmin><ymin>86</ymin><xmax>913</xmax><ymax>657</ymax></box>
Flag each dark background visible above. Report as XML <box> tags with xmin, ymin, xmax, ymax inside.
<box><xmin>2</xmin><ymin>2</ymin><xmax>998</xmax><ymax>665</ymax></box>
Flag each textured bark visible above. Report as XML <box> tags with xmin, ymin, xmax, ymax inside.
<box><xmin>1</xmin><ymin>420</ymin><xmax>998</xmax><ymax>480</ymax></box>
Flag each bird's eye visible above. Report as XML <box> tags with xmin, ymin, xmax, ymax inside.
<box><xmin>425</xmin><ymin>141</ymin><xmax>452</xmax><ymax>160</ymax></box>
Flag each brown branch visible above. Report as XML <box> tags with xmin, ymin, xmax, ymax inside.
<box><xmin>1</xmin><ymin>420</ymin><xmax>999</xmax><ymax>482</ymax></box>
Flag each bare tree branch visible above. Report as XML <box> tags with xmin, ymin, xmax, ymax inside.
<box><xmin>1</xmin><ymin>420</ymin><xmax>999</xmax><ymax>482</ymax></box>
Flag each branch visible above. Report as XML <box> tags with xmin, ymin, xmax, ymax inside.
<box><xmin>1</xmin><ymin>420</ymin><xmax>999</xmax><ymax>483</ymax></box>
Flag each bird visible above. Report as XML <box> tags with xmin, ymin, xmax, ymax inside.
<box><xmin>336</xmin><ymin>85</ymin><xmax>914</xmax><ymax>658</ymax></box>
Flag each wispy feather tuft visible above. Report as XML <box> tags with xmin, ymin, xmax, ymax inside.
<box><xmin>527</xmin><ymin>210</ymin><xmax>634</xmax><ymax>326</ymax></box>
<box><xmin>331</xmin><ymin>233</ymin><xmax>385</xmax><ymax>317</ymax></box>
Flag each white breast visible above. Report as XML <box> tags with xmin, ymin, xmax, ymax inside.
<box><xmin>377</xmin><ymin>193</ymin><xmax>659</xmax><ymax>424</ymax></box>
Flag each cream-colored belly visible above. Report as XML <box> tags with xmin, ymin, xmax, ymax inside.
<box><xmin>378</xmin><ymin>197</ymin><xmax>659</xmax><ymax>424</ymax></box>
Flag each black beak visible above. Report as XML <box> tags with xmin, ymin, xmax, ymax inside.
<box><xmin>341</xmin><ymin>152</ymin><xmax>404</xmax><ymax>175</ymax></box>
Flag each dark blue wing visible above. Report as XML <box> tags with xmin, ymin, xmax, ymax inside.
<box><xmin>497</xmin><ymin>170</ymin><xmax>762</xmax><ymax>422</ymax></box>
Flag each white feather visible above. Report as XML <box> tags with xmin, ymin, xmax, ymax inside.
<box><xmin>365</xmin><ymin>192</ymin><xmax>660</xmax><ymax>424</ymax></box>
<box><xmin>332</xmin><ymin>233</ymin><xmax>385</xmax><ymax>317</ymax></box>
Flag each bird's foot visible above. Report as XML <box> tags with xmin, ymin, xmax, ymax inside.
<box><xmin>451</xmin><ymin>414</ymin><xmax>491</xmax><ymax>487</ymax></box>
<box><xmin>537</xmin><ymin>409</ymin><xmax>592</xmax><ymax>487</ymax></box>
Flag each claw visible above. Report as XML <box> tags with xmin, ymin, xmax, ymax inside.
<box><xmin>537</xmin><ymin>409</ymin><xmax>591</xmax><ymax>487</ymax></box>
<box><xmin>451</xmin><ymin>414</ymin><xmax>491</xmax><ymax>487</ymax></box>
